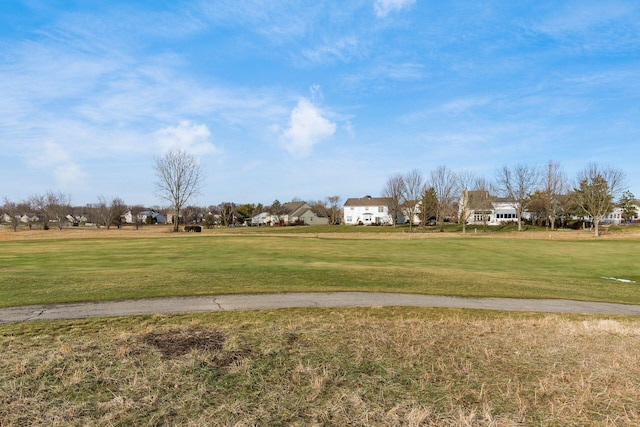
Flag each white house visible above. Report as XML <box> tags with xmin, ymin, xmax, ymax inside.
<box><xmin>602</xmin><ymin>204</ymin><xmax>640</xmax><ymax>224</ymax></box>
<box><xmin>460</xmin><ymin>191</ymin><xmax>521</xmax><ymax>226</ymax></box>
<box><xmin>343</xmin><ymin>196</ymin><xmax>393</xmax><ymax>225</ymax></box>
<box><xmin>399</xmin><ymin>201</ymin><xmax>422</xmax><ymax>225</ymax></box>
<box><xmin>251</xmin><ymin>212</ymin><xmax>278</xmax><ymax>226</ymax></box>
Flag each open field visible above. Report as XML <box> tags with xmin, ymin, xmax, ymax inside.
<box><xmin>1</xmin><ymin>225</ymin><xmax>639</xmax><ymax>308</ymax></box>
<box><xmin>2</xmin><ymin>308</ymin><xmax>640</xmax><ymax>426</ymax></box>
<box><xmin>2</xmin><ymin>226</ymin><xmax>639</xmax><ymax>425</ymax></box>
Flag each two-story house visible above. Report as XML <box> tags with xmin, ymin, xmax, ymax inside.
<box><xmin>343</xmin><ymin>196</ymin><xmax>393</xmax><ymax>225</ymax></box>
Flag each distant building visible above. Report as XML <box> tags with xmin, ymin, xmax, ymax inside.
<box><xmin>343</xmin><ymin>196</ymin><xmax>393</xmax><ymax>225</ymax></box>
<box><xmin>251</xmin><ymin>202</ymin><xmax>328</xmax><ymax>226</ymax></box>
<box><xmin>135</xmin><ymin>210</ymin><xmax>167</xmax><ymax>224</ymax></box>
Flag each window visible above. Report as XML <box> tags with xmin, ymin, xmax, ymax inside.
<box><xmin>378</xmin><ymin>206</ymin><xmax>384</xmax><ymax>212</ymax></box>
<box><xmin>346</xmin><ymin>216</ymin><xmax>352</xmax><ymax>223</ymax></box>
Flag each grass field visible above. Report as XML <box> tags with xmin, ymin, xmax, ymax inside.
<box><xmin>1</xmin><ymin>225</ymin><xmax>639</xmax><ymax>308</ymax></box>
<box><xmin>2</xmin><ymin>309</ymin><xmax>640</xmax><ymax>426</ymax></box>
<box><xmin>1</xmin><ymin>225</ymin><xmax>640</xmax><ymax>426</ymax></box>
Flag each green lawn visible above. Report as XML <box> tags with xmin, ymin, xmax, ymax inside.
<box><xmin>1</xmin><ymin>230</ymin><xmax>639</xmax><ymax>307</ymax></box>
<box><xmin>2</xmin><ymin>229</ymin><xmax>640</xmax><ymax>426</ymax></box>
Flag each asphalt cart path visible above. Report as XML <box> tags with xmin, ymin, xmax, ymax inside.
<box><xmin>2</xmin><ymin>292</ymin><xmax>640</xmax><ymax>324</ymax></box>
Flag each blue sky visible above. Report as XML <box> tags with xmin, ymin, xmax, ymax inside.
<box><xmin>1</xmin><ymin>0</ymin><xmax>639</xmax><ymax>207</ymax></box>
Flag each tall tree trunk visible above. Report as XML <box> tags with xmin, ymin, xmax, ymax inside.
<box><xmin>174</xmin><ymin>208</ymin><xmax>180</xmax><ymax>232</ymax></box>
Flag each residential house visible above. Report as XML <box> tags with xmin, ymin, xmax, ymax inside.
<box><xmin>462</xmin><ymin>192</ymin><xmax>640</xmax><ymax>226</ymax></box>
<box><xmin>1</xmin><ymin>213</ymin><xmax>38</xmax><ymax>226</ymax></box>
<box><xmin>136</xmin><ymin>210</ymin><xmax>167</xmax><ymax>224</ymax></box>
<box><xmin>251</xmin><ymin>202</ymin><xmax>328</xmax><ymax>226</ymax></box>
<box><xmin>460</xmin><ymin>191</ymin><xmax>520</xmax><ymax>226</ymax></box>
<box><xmin>122</xmin><ymin>210</ymin><xmax>136</xmax><ymax>224</ymax></box>
<box><xmin>251</xmin><ymin>212</ymin><xmax>277</xmax><ymax>226</ymax></box>
<box><xmin>65</xmin><ymin>214</ymin><xmax>88</xmax><ymax>226</ymax></box>
<box><xmin>399</xmin><ymin>200</ymin><xmax>422</xmax><ymax>225</ymax></box>
<box><xmin>343</xmin><ymin>196</ymin><xmax>393</xmax><ymax>225</ymax></box>
<box><xmin>603</xmin><ymin>203</ymin><xmax>640</xmax><ymax>224</ymax></box>
<box><xmin>280</xmin><ymin>201</ymin><xmax>328</xmax><ymax>225</ymax></box>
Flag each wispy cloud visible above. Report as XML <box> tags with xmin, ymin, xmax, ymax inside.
<box><xmin>374</xmin><ymin>0</ymin><xmax>416</xmax><ymax>17</ymax></box>
<box><xmin>342</xmin><ymin>62</ymin><xmax>426</xmax><ymax>94</ymax></box>
<box><xmin>155</xmin><ymin>121</ymin><xmax>219</xmax><ymax>156</ymax></box>
<box><xmin>528</xmin><ymin>1</ymin><xmax>640</xmax><ymax>53</ymax></box>
<box><xmin>301</xmin><ymin>36</ymin><xmax>364</xmax><ymax>65</ymax></box>
<box><xmin>439</xmin><ymin>97</ymin><xmax>492</xmax><ymax>116</ymax></box>
<box><xmin>27</xmin><ymin>141</ymin><xmax>87</xmax><ymax>187</ymax></box>
<box><xmin>2</xmin><ymin>0</ymin><xmax>639</xmax><ymax>204</ymax></box>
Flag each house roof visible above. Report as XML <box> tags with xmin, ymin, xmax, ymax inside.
<box><xmin>466</xmin><ymin>190</ymin><xmax>494</xmax><ymax>209</ymax></box>
<box><xmin>282</xmin><ymin>201</ymin><xmax>308</xmax><ymax>217</ymax></box>
<box><xmin>344</xmin><ymin>196</ymin><xmax>392</xmax><ymax>207</ymax></box>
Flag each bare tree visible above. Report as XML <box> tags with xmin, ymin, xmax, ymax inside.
<box><xmin>268</xmin><ymin>199</ymin><xmax>284</xmax><ymax>222</ymax></box>
<box><xmin>470</xmin><ymin>177</ymin><xmax>494</xmax><ymax>232</ymax></box>
<box><xmin>309</xmin><ymin>199</ymin><xmax>328</xmax><ymax>221</ymax></box>
<box><xmin>540</xmin><ymin>161</ymin><xmax>567</xmax><ymax>230</ymax></box>
<box><xmin>95</xmin><ymin>196</ymin><xmax>127</xmax><ymax>229</ymax></box>
<box><xmin>110</xmin><ymin>197</ymin><xmax>127</xmax><ymax>228</ymax></box>
<box><xmin>403</xmin><ymin>169</ymin><xmax>424</xmax><ymax>232</ymax></box>
<box><xmin>154</xmin><ymin>149</ymin><xmax>205</xmax><ymax>232</ymax></box>
<box><xmin>326</xmin><ymin>195</ymin><xmax>342</xmax><ymax>225</ymax></box>
<box><xmin>218</xmin><ymin>202</ymin><xmax>238</xmax><ymax>227</ymax></box>
<box><xmin>47</xmin><ymin>191</ymin><xmax>72</xmax><ymax>230</ymax></box>
<box><xmin>94</xmin><ymin>198</ymin><xmax>108</xmax><ymax>228</ymax></box>
<box><xmin>495</xmin><ymin>164</ymin><xmax>539</xmax><ymax>231</ymax></box>
<box><xmin>572</xmin><ymin>163</ymin><xmax>626</xmax><ymax>237</ymax></box>
<box><xmin>429</xmin><ymin>165</ymin><xmax>457</xmax><ymax>232</ymax></box>
<box><xmin>29</xmin><ymin>191</ymin><xmax>71</xmax><ymax>230</ymax></box>
<box><xmin>383</xmin><ymin>174</ymin><xmax>406</xmax><ymax>226</ymax></box>
<box><xmin>2</xmin><ymin>198</ymin><xmax>23</xmax><ymax>231</ymax></box>
<box><xmin>456</xmin><ymin>170</ymin><xmax>476</xmax><ymax>234</ymax></box>
<box><xmin>28</xmin><ymin>194</ymin><xmax>48</xmax><ymax>229</ymax></box>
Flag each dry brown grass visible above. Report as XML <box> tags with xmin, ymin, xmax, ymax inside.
<box><xmin>2</xmin><ymin>308</ymin><xmax>640</xmax><ymax>426</ymax></box>
<box><xmin>2</xmin><ymin>223</ymin><xmax>639</xmax><ymax>242</ymax></box>
<box><xmin>0</xmin><ymin>225</ymin><xmax>176</xmax><ymax>241</ymax></box>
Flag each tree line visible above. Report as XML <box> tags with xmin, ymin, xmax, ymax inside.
<box><xmin>1</xmin><ymin>150</ymin><xmax>344</xmax><ymax>232</ymax></box>
<box><xmin>383</xmin><ymin>161</ymin><xmax>635</xmax><ymax>237</ymax></box>
<box><xmin>2</xmin><ymin>150</ymin><xmax>636</xmax><ymax>238</ymax></box>
<box><xmin>0</xmin><ymin>193</ymin><xmax>343</xmax><ymax>231</ymax></box>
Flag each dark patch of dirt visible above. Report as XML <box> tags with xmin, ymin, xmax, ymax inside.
<box><xmin>142</xmin><ymin>329</ymin><xmax>226</xmax><ymax>358</ymax></box>
<box><xmin>286</xmin><ymin>332</ymin><xmax>310</xmax><ymax>349</ymax></box>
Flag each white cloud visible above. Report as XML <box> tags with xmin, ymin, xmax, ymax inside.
<box><xmin>280</xmin><ymin>98</ymin><xmax>336</xmax><ymax>157</ymax></box>
<box><xmin>343</xmin><ymin>121</ymin><xmax>356</xmax><ymax>138</ymax></box>
<box><xmin>440</xmin><ymin>97</ymin><xmax>491</xmax><ymax>115</ymax></box>
<box><xmin>309</xmin><ymin>84</ymin><xmax>323</xmax><ymax>102</ymax></box>
<box><xmin>28</xmin><ymin>140</ymin><xmax>87</xmax><ymax>187</ymax></box>
<box><xmin>155</xmin><ymin>121</ymin><xmax>218</xmax><ymax>155</ymax></box>
<box><xmin>374</xmin><ymin>0</ymin><xmax>415</xmax><ymax>18</ymax></box>
<box><xmin>301</xmin><ymin>36</ymin><xmax>363</xmax><ymax>65</ymax></box>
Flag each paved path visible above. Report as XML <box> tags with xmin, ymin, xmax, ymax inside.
<box><xmin>2</xmin><ymin>293</ymin><xmax>640</xmax><ymax>324</ymax></box>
